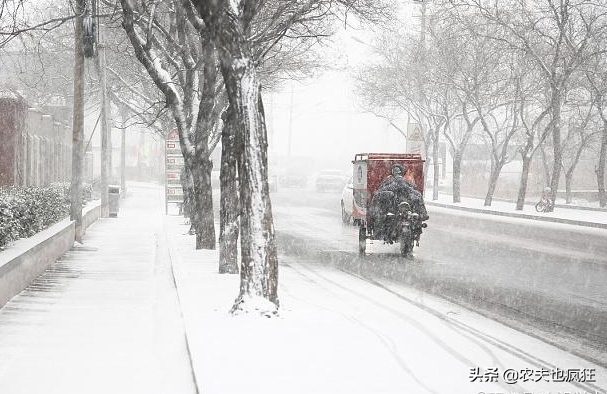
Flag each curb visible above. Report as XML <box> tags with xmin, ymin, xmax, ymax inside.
<box><xmin>162</xmin><ymin>221</ymin><xmax>202</xmax><ymax>394</ymax></box>
<box><xmin>553</xmin><ymin>203</ymin><xmax>607</xmax><ymax>212</ymax></box>
<box><xmin>434</xmin><ymin>192</ymin><xmax>607</xmax><ymax>213</ymax></box>
<box><xmin>425</xmin><ymin>201</ymin><xmax>607</xmax><ymax>230</ymax></box>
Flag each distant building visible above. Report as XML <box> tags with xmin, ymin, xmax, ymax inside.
<box><xmin>0</xmin><ymin>90</ymin><xmax>71</xmax><ymax>187</ymax></box>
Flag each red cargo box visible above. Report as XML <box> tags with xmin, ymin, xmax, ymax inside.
<box><xmin>351</xmin><ymin>153</ymin><xmax>424</xmax><ymax>223</ymax></box>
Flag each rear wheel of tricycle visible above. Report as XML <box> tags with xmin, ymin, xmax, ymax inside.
<box><xmin>400</xmin><ymin>230</ymin><xmax>413</xmax><ymax>258</ymax></box>
<box><xmin>358</xmin><ymin>225</ymin><xmax>366</xmax><ymax>256</ymax></box>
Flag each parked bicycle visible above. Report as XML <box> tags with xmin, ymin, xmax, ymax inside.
<box><xmin>535</xmin><ymin>187</ymin><xmax>555</xmax><ymax>213</ymax></box>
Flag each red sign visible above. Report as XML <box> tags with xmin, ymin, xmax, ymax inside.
<box><xmin>165</xmin><ymin>128</ymin><xmax>184</xmax><ymax>214</ymax></box>
<box><xmin>167</xmin><ymin>129</ymin><xmax>179</xmax><ymax>140</ymax></box>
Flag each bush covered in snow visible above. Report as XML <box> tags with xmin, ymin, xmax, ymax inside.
<box><xmin>0</xmin><ymin>183</ymin><xmax>92</xmax><ymax>249</ymax></box>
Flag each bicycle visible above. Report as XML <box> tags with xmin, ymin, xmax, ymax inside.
<box><xmin>535</xmin><ymin>187</ymin><xmax>554</xmax><ymax>213</ymax></box>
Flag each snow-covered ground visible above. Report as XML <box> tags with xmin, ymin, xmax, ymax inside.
<box><xmin>430</xmin><ymin>193</ymin><xmax>607</xmax><ymax>225</ymax></box>
<box><xmin>0</xmin><ymin>183</ymin><xmax>605</xmax><ymax>394</ymax></box>
<box><xmin>166</xmin><ymin>214</ymin><xmax>607</xmax><ymax>394</ymax></box>
<box><xmin>0</xmin><ymin>187</ymin><xmax>195</xmax><ymax>394</ymax></box>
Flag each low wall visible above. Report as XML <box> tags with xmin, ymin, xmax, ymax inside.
<box><xmin>426</xmin><ymin>200</ymin><xmax>607</xmax><ymax>230</ymax></box>
<box><xmin>0</xmin><ymin>202</ymin><xmax>101</xmax><ymax>308</ymax></box>
<box><xmin>83</xmin><ymin>204</ymin><xmax>101</xmax><ymax>229</ymax></box>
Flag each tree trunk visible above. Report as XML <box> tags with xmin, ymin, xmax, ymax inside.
<box><xmin>484</xmin><ymin>164</ymin><xmax>503</xmax><ymax>206</ymax></box>
<box><xmin>597</xmin><ymin>122</ymin><xmax>607</xmax><ymax>208</ymax></box>
<box><xmin>432</xmin><ymin>131</ymin><xmax>439</xmax><ymax>201</ymax></box>
<box><xmin>194</xmin><ymin>0</ymin><xmax>280</xmax><ymax>315</ymax></box>
<box><xmin>452</xmin><ymin>153</ymin><xmax>462</xmax><ymax>203</ymax></box>
<box><xmin>191</xmin><ymin>158</ymin><xmax>216</xmax><ymax>249</ymax></box>
<box><xmin>565</xmin><ymin>172</ymin><xmax>573</xmax><ymax>204</ymax></box>
<box><xmin>539</xmin><ymin>145</ymin><xmax>551</xmax><ymax>186</ymax></box>
<box><xmin>70</xmin><ymin>0</ymin><xmax>85</xmax><ymax>242</ymax></box>
<box><xmin>232</xmin><ymin>88</ymin><xmax>279</xmax><ymax>314</ymax></box>
<box><xmin>423</xmin><ymin>136</ymin><xmax>431</xmax><ymax>193</ymax></box>
<box><xmin>190</xmin><ymin>37</ymin><xmax>219</xmax><ymax>251</ymax></box>
<box><xmin>219</xmin><ymin>108</ymin><xmax>240</xmax><ymax>274</ymax></box>
<box><xmin>516</xmin><ymin>155</ymin><xmax>532</xmax><ymax>211</ymax></box>
<box><xmin>565</xmin><ymin>147</ymin><xmax>585</xmax><ymax>205</ymax></box>
<box><xmin>548</xmin><ymin>91</ymin><xmax>563</xmax><ymax>212</ymax></box>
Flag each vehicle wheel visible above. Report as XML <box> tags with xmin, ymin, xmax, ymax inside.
<box><xmin>535</xmin><ymin>201</ymin><xmax>545</xmax><ymax>212</ymax></box>
<box><xmin>341</xmin><ymin>201</ymin><xmax>351</xmax><ymax>224</ymax></box>
<box><xmin>400</xmin><ymin>230</ymin><xmax>413</xmax><ymax>257</ymax></box>
<box><xmin>358</xmin><ymin>225</ymin><xmax>366</xmax><ymax>256</ymax></box>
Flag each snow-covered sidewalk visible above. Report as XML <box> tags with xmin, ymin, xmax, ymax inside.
<box><xmin>165</xmin><ymin>215</ymin><xmax>607</xmax><ymax>394</ymax></box>
<box><xmin>0</xmin><ymin>185</ymin><xmax>196</xmax><ymax>394</ymax></box>
<box><xmin>428</xmin><ymin>193</ymin><xmax>607</xmax><ymax>227</ymax></box>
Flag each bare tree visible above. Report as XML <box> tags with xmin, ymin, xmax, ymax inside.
<box><xmin>119</xmin><ymin>0</ymin><xmax>224</xmax><ymax>250</ymax></box>
<box><xmin>429</xmin><ymin>18</ymin><xmax>485</xmax><ymax>203</ymax></box>
<box><xmin>595</xmin><ymin>94</ymin><xmax>607</xmax><ymax>207</ymax></box>
<box><xmin>514</xmin><ymin>76</ymin><xmax>552</xmax><ymax>210</ymax></box>
<box><xmin>0</xmin><ymin>0</ymin><xmax>76</xmax><ymax>48</ymax></box>
<box><xmin>562</xmin><ymin>90</ymin><xmax>599</xmax><ymax>203</ymax></box>
<box><xmin>356</xmin><ymin>31</ymin><xmax>438</xmax><ymax>197</ymax></box>
<box><xmin>190</xmin><ymin>0</ymin><xmax>393</xmax><ymax>313</ymax></box>
<box><xmin>584</xmin><ymin>49</ymin><xmax>607</xmax><ymax>208</ymax></box>
<box><xmin>190</xmin><ymin>0</ymin><xmax>280</xmax><ymax>314</ymax></box>
<box><xmin>449</xmin><ymin>0</ymin><xmax>607</xmax><ymax>209</ymax></box>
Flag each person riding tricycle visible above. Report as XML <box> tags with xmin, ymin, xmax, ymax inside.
<box><xmin>351</xmin><ymin>153</ymin><xmax>429</xmax><ymax>257</ymax></box>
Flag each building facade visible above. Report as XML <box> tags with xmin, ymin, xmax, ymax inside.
<box><xmin>0</xmin><ymin>92</ymin><xmax>71</xmax><ymax>187</ymax></box>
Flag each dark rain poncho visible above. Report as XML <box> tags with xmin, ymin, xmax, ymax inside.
<box><xmin>372</xmin><ymin>176</ymin><xmax>428</xmax><ymax>221</ymax></box>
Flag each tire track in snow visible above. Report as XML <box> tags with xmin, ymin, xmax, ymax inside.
<box><xmin>279</xmin><ymin>263</ymin><xmax>441</xmax><ymax>394</ymax></box>
<box><xmin>299</xmin><ymin>262</ymin><xmax>606</xmax><ymax>394</ymax></box>
<box><xmin>282</xmin><ymin>260</ymin><xmax>529</xmax><ymax>392</ymax></box>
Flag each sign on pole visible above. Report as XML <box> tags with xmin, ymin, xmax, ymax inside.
<box><xmin>165</xmin><ymin>129</ymin><xmax>184</xmax><ymax>214</ymax></box>
<box><xmin>406</xmin><ymin>123</ymin><xmax>424</xmax><ymax>155</ymax></box>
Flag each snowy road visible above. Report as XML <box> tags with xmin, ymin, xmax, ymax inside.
<box><xmin>271</xmin><ymin>188</ymin><xmax>607</xmax><ymax>366</ymax></box>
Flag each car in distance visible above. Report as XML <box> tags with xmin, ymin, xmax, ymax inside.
<box><xmin>315</xmin><ymin>170</ymin><xmax>346</xmax><ymax>192</ymax></box>
<box><xmin>279</xmin><ymin>173</ymin><xmax>307</xmax><ymax>188</ymax></box>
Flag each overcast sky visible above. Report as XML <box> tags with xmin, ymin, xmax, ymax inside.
<box><xmin>265</xmin><ymin>3</ymin><xmax>420</xmax><ymax>174</ymax></box>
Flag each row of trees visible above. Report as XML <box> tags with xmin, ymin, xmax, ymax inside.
<box><xmin>110</xmin><ymin>0</ymin><xmax>391</xmax><ymax>314</ymax></box>
<box><xmin>358</xmin><ymin>0</ymin><xmax>607</xmax><ymax>209</ymax></box>
<box><xmin>0</xmin><ymin>0</ymin><xmax>392</xmax><ymax>315</ymax></box>
<box><xmin>0</xmin><ymin>0</ymin><xmax>332</xmax><ymax>313</ymax></box>
<box><xmin>0</xmin><ymin>0</ymin><xmax>393</xmax><ymax>314</ymax></box>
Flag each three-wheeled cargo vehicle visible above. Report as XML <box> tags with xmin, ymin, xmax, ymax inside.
<box><xmin>351</xmin><ymin>153</ymin><xmax>426</xmax><ymax>256</ymax></box>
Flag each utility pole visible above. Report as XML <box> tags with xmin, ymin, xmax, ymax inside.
<box><xmin>98</xmin><ymin>27</ymin><xmax>110</xmax><ymax>217</ymax></box>
<box><xmin>70</xmin><ymin>0</ymin><xmax>86</xmax><ymax>242</ymax></box>
<box><xmin>287</xmin><ymin>83</ymin><xmax>294</xmax><ymax>157</ymax></box>
<box><xmin>420</xmin><ymin>0</ymin><xmax>427</xmax><ymax>55</ymax></box>
<box><xmin>118</xmin><ymin>107</ymin><xmax>128</xmax><ymax>197</ymax></box>
<box><xmin>267</xmin><ymin>92</ymin><xmax>274</xmax><ymax>148</ymax></box>
<box><xmin>121</xmin><ymin>124</ymin><xmax>126</xmax><ymax>198</ymax></box>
